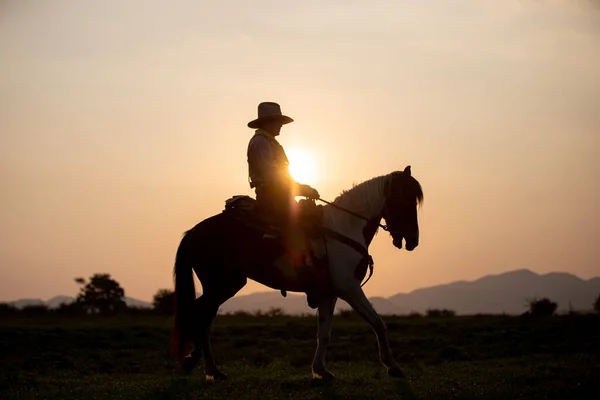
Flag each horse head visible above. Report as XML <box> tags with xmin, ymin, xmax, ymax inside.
<box><xmin>382</xmin><ymin>166</ymin><xmax>423</xmax><ymax>251</ymax></box>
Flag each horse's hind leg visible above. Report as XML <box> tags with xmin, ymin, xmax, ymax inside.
<box><xmin>193</xmin><ymin>275</ymin><xmax>247</xmax><ymax>381</ymax></box>
<box><xmin>181</xmin><ymin>296</ymin><xmax>212</xmax><ymax>374</ymax></box>
<box><xmin>181</xmin><ymin>300</ymin><xmax>204</xmax><ymax>374</ymax></box>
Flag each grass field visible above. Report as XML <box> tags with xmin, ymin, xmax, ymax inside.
<box><xmin>1</xmin><ymin>313</ymin><xmax>599</xmax><ymax>399</ymax></box>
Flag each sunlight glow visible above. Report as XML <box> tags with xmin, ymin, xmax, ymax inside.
<box><xmin>287</xmin><ymin>147</ymin><xmax>319</xmax><ymax>184</ymax></box>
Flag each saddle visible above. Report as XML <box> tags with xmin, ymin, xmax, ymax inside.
<box><xmin>223</xmin><ymin>195</ymin><xmax>323</xmax><ymax>240</ymax></box>
<box><xmin>223</xmin><ymin>195</ymin><xmax>330</xmax><ymax>307</ymax></box>
<box><xmin>223</xmin><ymin>195</ymin><xmax>271</xmax><ymax>230</ymax></box>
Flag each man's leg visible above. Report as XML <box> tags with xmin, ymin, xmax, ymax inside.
<box><xmin>256</xmin><ymin>187</ymin><xmax>292</xmax><ymax>298</ymax></box>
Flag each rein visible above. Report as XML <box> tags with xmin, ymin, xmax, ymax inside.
<box><xmin>317</xmin><ymin>198</ymin><xmax>389</xmax><ymax>232</ymax></box>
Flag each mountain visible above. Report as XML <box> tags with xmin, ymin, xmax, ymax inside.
<box><xmin>124</xmin><ymin>297</ymin><xmax>152</xmax><ymax>309</ymax></box>
<box><xmin>9</xmin><ymin>298</ymin><xmax>45</xmax><ymax>309</ymax></box>
<box><xmin>218</xmin><ymin>291</ymin><xmax>312</xmax><ymax>315</ymax></box>
<box><xmin>7</xmin><ymin>270</ymin><xmax>599</xmax><ymax>315</ymax></box>
<box><xmin>217</xmin><ymin>269</ymin><xmax>600</xmax><ymax>315</ymax></box>
<box><xmin>8</xmin><ymin>296</ymin><xmax>152</xmax><ymax>309</ymax></box>
<box><xmin>47</xmin><ymin>296</ymin><xmax>75</xmax><ymax>309</ymax></box>
<box><xmin>387</xmin><ymin>269</ymin><xmax>600</xmax><ymax>315</ymax></box>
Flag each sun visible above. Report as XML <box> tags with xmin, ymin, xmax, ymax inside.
<box><xmin>287</xmin><ymin>147</ymin><xmax>319</xmax><ymax>184</ymax></box>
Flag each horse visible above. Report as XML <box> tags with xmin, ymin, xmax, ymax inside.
<box><xmin>172</xmin><ymin>165</ymin><xmax>423</xmax><ymax>380</ymax></box>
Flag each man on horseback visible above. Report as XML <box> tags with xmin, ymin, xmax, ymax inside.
<box><xmin>247</xmin><ymin>102</ymin><xmax>327</xmax><ymax>304</ymax></box>
<box><xmin>246</xmin><ymin>102</ymin><xmax>321</xmax><ymax>232</ymax></box>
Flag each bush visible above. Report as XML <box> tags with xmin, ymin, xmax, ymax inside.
<box><xmin>338</xmin><ymin>309</ymin><xmax>359</xmax><ymax>319</ymax></box>
<box><xmin>124</xmin><ymin>306</ymin><xmax>154</xmax><ymax>316</ymax></box>
<box><xmin>426</xmin><ymin>309</ymin><xmax>456</xmax><ymax>318</ymax></box>
<box><xmin>152</xmin><ymin>289</ymin><xmax>175</xmax><ymax>316</ymax></box>
<box><xmin>0</xmin><ymin>303</ymin><xmax>18</xmax><ymax>316</ymax></box>
<box><xmin>229</xmin><ymin>310</ymin><xmax>252</xmax><ymax>317</ymax></box>
<box><xmin>55</xmin><ymin>302</ymin><xmax>85</xmax><ymax>317</ymax></box>
<box><xmin>20</xmin><ymin>304</ymin><xmax>50</xmax><ymax>316</ymax></box>
<box><xmin>594</xmin><ymin>293</ymin><xmax>600</xmax><ymax>314</ymax></box>
<box><xmin>265</xmin><ymin>307</ymin><xmax>286</xmax><ymax>317</ymax></box>
<box><xmin>528</xmin><ymin>298</ymin><xmax>557</xmax><ymax>317</ymax></box>
<box><xmin>252</xmin><ymin>309</ymin><xmax>265</xmax><ymax>317</ymax></box>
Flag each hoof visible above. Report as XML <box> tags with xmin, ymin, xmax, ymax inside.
<box><xmin>312</xmin><ymin>368</ymin><xmax>335</xmax><ymax>381</ymax></box>
<box><xmin>205</xmin><ymin>370</ymin><xmax>228</xmax><ymax>381</ymax></box>
<box><xmin>387</xmin><ymin>365</ymin><xmax>405</xmax><ymax>378</ymax></box>
<box><xmin>182</xmin><ymin>356</ymin><xmax>198</xmax><ymax>375</ymax></box>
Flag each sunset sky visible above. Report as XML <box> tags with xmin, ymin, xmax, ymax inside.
<box><xmin>1</xmin><ymin>0</ymin><xmax>599</xmax><ymax>303</ymax></box>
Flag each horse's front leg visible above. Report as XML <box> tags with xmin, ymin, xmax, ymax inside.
<box><xmin>311</xmin><ymin>296</ymin><xmax>337</xmax><ymax>380</ymax></box>
<box><xmin>340</xmin><ymin>286</ymin><xmax>404</xmax><ymax>378</ymax></box>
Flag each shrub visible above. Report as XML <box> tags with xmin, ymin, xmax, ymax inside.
<box><xmin>252</xmin><ymin>309</ymin><xmax>265</xmax><ymax>317</ymax></box>
<box><xmin>338</xmin><ymin>309</ymin><xmax>359</xmax><ymax>319</ymax></box>
<box><xmin>407</xmin><ymin>311</ymin><xmax>423</xmax><ymax>318</ymax></box>
<box><xmin>20</xmin><ymin>304</ymin><xmax>50</xmax><ymax>316</ymax></box>
<box><xmin>229</xmin><ymin>310</ymin><xmax>252</xmax><ymax>317</ymax></box>
<box><xmin>152</xmin><ymin>289</ymin><xmax>175</xmax><ymax>315</ymax></box>
<box><xmin>426</xmin><ymin>309</ymin><xmax>456</xmax><ymax>318</ymax></box>
<box><xmin>528</xmin><ymin>297</ymin><xmax>557</xmax><ymax>317</ymax></box>
<box><xmin>0</xmin><ymin>303</ymin><xmax>18</xmax><ymax>316</ymax></box>
<box><xmin>594</xmin><ymin>293</ymin><xmax>600</xmax><ymax>314</ymax></box>
<box><xmin>265</xmin><ymin>307</ymin><xmax>285</xmax><ymax>317</ymax></box>
<box><xmin>55</xmin><ymin>302</ymin><xmax>85</xmax><ymax>317</ymax></box>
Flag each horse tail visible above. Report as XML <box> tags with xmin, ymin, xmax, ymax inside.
<box><xmin>170</xmin><ymin>230</ymin><xmax>196</xmax><ymax>363</ymax></box>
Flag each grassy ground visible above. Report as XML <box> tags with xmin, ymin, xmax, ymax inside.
<box><xmin>1</xmin><ymin>313</ymin><xmax>599</xmax><ymax>399</ymax></box>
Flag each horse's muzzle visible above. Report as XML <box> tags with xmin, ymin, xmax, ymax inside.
<box><xmin>394</xmin><ymin>236</ymin><xmax>418</xmax><ymax>251</ymax></box>
<box><xmin>405</xmin><ymin>240</ymin><xmax>418</xmax><ymax>251</ymax></box>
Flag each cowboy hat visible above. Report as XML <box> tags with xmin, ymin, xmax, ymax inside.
<box><xmin>247</xmin><ymin>102</ymin><xmax>294</xmax><ymax>129</ymax></box>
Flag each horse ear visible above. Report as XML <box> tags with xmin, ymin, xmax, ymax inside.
<box><xmin>403</xmin><ymin>165</ymin><xmax>411</xmax><ymax>177</ymax></box>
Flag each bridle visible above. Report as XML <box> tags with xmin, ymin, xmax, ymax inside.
<box><xmin>317</xmin><ymin>198</ymin><xmax>390</xmax><ymax>232</ymax></box>
<box><xmin>317</xmin><ymin>176</ymin><xmax>405</xmax><ymax>236</ymax></box>
<box><xmin>315</xmin><ymin>181</ymin><xmax>406</xmax><ymax>287</ymax></box>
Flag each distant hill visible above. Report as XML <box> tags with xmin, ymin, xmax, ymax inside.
<box><xmin>217</xmin><ymin>270</ymin><xmax>600</xmax><ymax>315</ymax></box>
<box><xmin>7</xmin><ymin>270</ymin><xmax>599</xmax><ymax>315</ymax></box>
<box><xmin>47</xmin><ymin>296</ymin><xmax>75</xmax><ymax>309</ymax></box>
<box><xmin>123</xmin><ymin>297</ymin><xmax>153</xmax><ymax>309</ymax></box>
<box><xmin>9</xmin><ymin>296</ymin><xmax>152</xmax><ymax>309</ymax></box>
<box><xmin>9</xmin><ymin>298</ymin><xmax>45</xmax><ymax>309</ymax></box>
<box><xmin>387</xmin><ymin>269</ymin><xmax>600</xmax><ymax>314</ymax></box>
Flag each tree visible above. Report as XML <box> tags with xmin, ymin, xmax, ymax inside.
<box><xmin>75</xmin><ymin>273</ymin><xmax>126</xmax><ymax>315</ymax></box>
<box><xmin>527</xmin><ymin>297</ymin><xmax>557</xmax><ymax>317</ymax></box>
<box><xmin>594</xmin><ymin>293</ymin><xmax>600</xmax><ymax>314</ymax></box>
<box><xmin>152</xmin><ymin>289</ymin><xmax>175</xmax><ymax>315</ymax></box>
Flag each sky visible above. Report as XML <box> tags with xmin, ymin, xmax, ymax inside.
<box><xmin>1</xmin><ymin>0</ymin><xmax>599</xmax><ymax>302</ymax></box>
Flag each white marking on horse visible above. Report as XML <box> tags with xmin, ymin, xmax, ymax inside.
<box><xmin>312</xmin><ymin>173</ymin><xmax>407</xmax><ymax>377</ymax></box>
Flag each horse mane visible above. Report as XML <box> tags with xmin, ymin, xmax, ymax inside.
<box><xmin>401</xmin><ymin>172</ymin><xmax>424</xmax><ymax>207</ymax></box>
<box><xmin>414</xmin><ymin>179</ymin><xmax>424</xmax><ymax>206</ymax></box>
<box><xmin>333</xmin><ymin>171</ymin><xmax>424</xmax><ymax>215</ymax></box>
<box><xmin>332</xmin><ymin>175</ymin><xmax>389</xmax><ymax>216</ymax></box>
